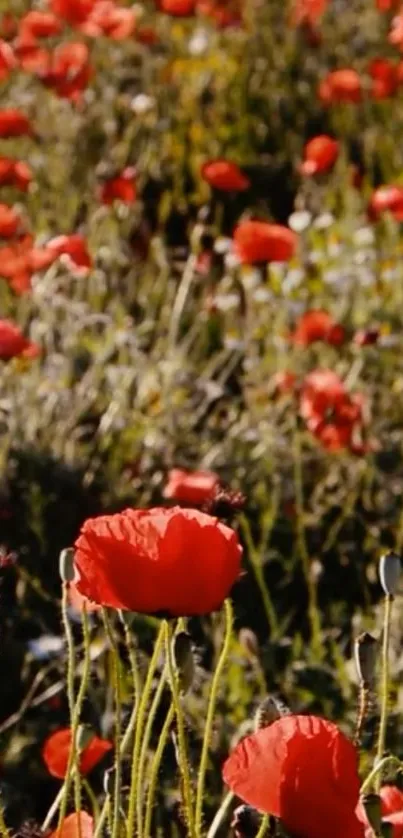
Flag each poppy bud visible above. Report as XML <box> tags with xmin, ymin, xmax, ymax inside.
<box><xmin>238</xmin><ymin>628</ymin><xmax>259</xmax><ymax>659</ymax></box>
<box><xmin>361</xmin><ymin>794</ymin><xmax>382</xmax><ymax>834</ymax></box>
<box><xmin>254</xmin><ymin>696</ymin><xmax>290</xmax><ymax>731</ymax></box>
<box><xmin>379</xmin><ymin>552</ymin><xmax>401</xmax><ymax>596</ymax></box>
<box><xmin>354</xmin><ymin>632</ymin><xmax>378</xmax><ymax>687</ymax></box>
<box><xmin>231</xmin><ymin>805</ymin><xmax>261</xmax><ymax>838</ymax></box>
<box><xmin>76</xmin><ymin>725</ymin><xmax>95</xmax><ymax>753</ymax></box>
<box><xmin>59</xmin><ymin>548</ymin><xmax>75</xmax><ymax>583</ymax></box>
<box><xmin>172</xmin><ymin>631</ymin><xmax>194</xmax><ymax>695</ymax></box>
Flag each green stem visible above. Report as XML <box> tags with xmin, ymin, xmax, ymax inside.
<box><xmin>206</xmin><ymin>792</ymin><xmax>234</xmax><ymax>838</ymax></box>
<box><xmin>56</xmin><ymin>584</ymin><xmax>81</xmax><ymax>833</ymax></box>
<box><xmin>195</xmin><ymin>600</ymin><xmax>233</xmax><ymax>837</ymax></box>
<box><xmin>42</xmin><ymin>785</ymin><xmax>66</xmax><ymax>832</ymax></box>
<box><xmin>375</xmin><ymin>595</ymin><xmax>393</xmax><ymax>793</ymax></box>
<box><xmin>126</xmin><ymin>622</ymin><xmax>165</xmax><ymax>838</ymax></box>
<box><xmin>255</xmin><ymin>815</ymin><xmax>269</xmax><ymax>838</ymax></box>
<box><xmin>102</xmin><ymin>609</ymin><xmax>123</xmax><ymax>838</ymax></box>
<box><xmin>0</xmin><ymin>804</ymin><xmax>11</xmax><ymax>838</ymax></box>
<box><xmin>137</xmin><ymin>665</ymin><xmax>168</xmax><ymax>836</ymax></box>
<box><xmin>361</xmin><ymin>756</ymin><xmax>403</xmax><ymax>796</ymax></box>
<box><xmin>293</xmin><ymin>430</ymin><xmax>323</xmax><ymax>661</ymax></box>
<box><xmin>238</xmin><ymin>513</ymin><xmax>278</xmax><ymax>639</ymax></box>
<box><xmin>120</xmin><ymin>614</ymin><xmax>142</xmax><ymax>756</ymax></box>
<box><xmin>165</xmin><ymin>620</ymin><xmax>195</xmax><ymax>838</ymax></box>
<box><xmin>144</xmin><ymin>703</ymin><xmax>175</xmax><ymax>838</ymax></box>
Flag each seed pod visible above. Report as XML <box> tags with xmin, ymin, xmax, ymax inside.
<box><xmin>362</xmin><ymin>794</ymin><xmax>381</xmax><ymax>834</ymax></box>
<box><xmin>76</xmin><ymin>724</ymin><xmax>94</xmax><ymax>752</ymax></box>
<box><xmin>354</xmin><ymin>632</ymin><xmax>378</xmax><ymax>688</ymax></box>
<box><xmin>254</xmin><ymin>696</ymin><xmax>290</xmax><ymax>731</ymax></box>
<box><xmin>172</xmin><ymin>631</ymin><xmax>194</xmax><ymax>695</ymax></box>
<box><xmin>231</xmin><ymin>805</ymin><xmax>261</xmax><ymax>838</ymax></box>
<box><xmin>379</xmin><ymin>552</ymin><xmax>401</xmax><ymax>597</ymax></box>
<box><xmin>59</xmin><ymin>548</ymin><xmax>75</xmax><ymax>583</ymax></box>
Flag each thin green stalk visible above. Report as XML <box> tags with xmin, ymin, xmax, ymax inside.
<box><xmin>206</xmin><ymin>792</ymin><xmax>234</xmax><ymax>838</ymax></box>
<box><xmin>137</xmin><ymin>665</ymin><xmax>168</xmax><ymax>836</ymax></box>
<box><xmin>254</xmin><ymin>815</ymin><xmax>269</xmax><ymax>838</ymax></box>
<box><xmin>0</xmin><ymin>804</ymin><xmax>10</xmax><ymax>838</ymax></box>
<box><xmin>102</xmin><ymin>609</ymin><xmax>123</xmax><ymax>838</ymax></box>
<box><xmin>361</xmin><ymin>756</ymin><xmax>403</xmax><ymax>796</ymax></box>
<box><xmin>42</xmin><ymin>785</ymin><xmax>66</xmax><ymax>831</ymax></box>
<box><xmin>375</xmin><ymin>595</ymin><xmax>393</xmax><ymax>793</ymax></box>
<box><xmin>82</xmin><ymin>779</ymin><xmax>101</xmax><ymax>822</ymax></box>
<box><xmin>144</xmin><ymin>703</ymin><xmax>175</xmax><ymax>838</ymax></box>
<box><xmin>126</xmin><ymin>622</ymin><xmax>165</xmax><ymax>838</ymax></box>
<box><xmin>293</xmin><ymin>430</ymin><xmax>323</xmax><ymax>661</ymax></box>
<box><xmin>195</xmin><ymin>600</ymin><xmax>233</xmax><ymax>837</ymax></box>
<box><xmin>238</xmin><ymin>513</ymin><xmax>278</xmax><ymax>639</ymax></box>
<box><xmin>165</xmin><ymin>620</ymin><xmax>195</xmax><ymax>838</ymax></box>
<box><xmin>120</xmin><ymin>614</ymin><xmax>142</xmax><ymax>755</ymax></box>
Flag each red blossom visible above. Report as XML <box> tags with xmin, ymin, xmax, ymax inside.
<box><xmin>234</xmin><ymin>221</ymin><xmax>297</xmax><ymax>264</ymax></box>
<box><xmin>50</xmin><ymin>813</ymin><xmax>94</xmax><ymax>838</ymax></box>
<box><xmin>271</xmin><ymin>370</ymin><xmax>297</xmax><ymax>396</ymax></box>
<box><xmin>0</xmin><ymin>39</ymin><xmax>17</xmax><ymax>80</ymax></box>
<box><xmin>319</xmin><ymin>69</ymin><xmax>362</xmax><ymax>104</ymax></box>
<box><xmin>46</xmin><ymin>234</ymin><xmax>92</xmax><ymax>272</ymax></box>
<box><xmin>0</xmin><ymin>319</ymin><xmax>40</xmax><ymax>360</ymax></box>
<box><xmin>300</xmin><ymin>135</ymin><xmax>339</xmax><ymax>175</ymax></box>
<box><xmin>0</xmin><ymin>234</ymin><xmax>57</xmax><ymax>294</ymax></box>
<box><xmin>0</xmin><ymin>158</ymin><xmax>32</xmax><ymax>192</ymax></box>
<box><xmin>368</xmin><ymin>185</ymin><xmax>403</xmax><ymax>221</ymax></box>
<box><xmin>41</xmin><ymin>41</ymin><xmax>92</xmax><ymax>101</ymax></box>
<box><xmin>80</xmin><ymin>1</ymin><xmax>137</xmax><ymax>38</ymax></box>
<box><xmin>368</xmin><ymin>58</ymin><xmax>397</xmax><ymax>99</ymax></box>
<box><xmin>74</xmin><ymin>506</ymin><xmax>243</xmax><ymax>615</ymax></box>
<box><xmin>0</xmin><ymin>109</ymin><xmax>33</xmax><ymax>137</ymax></box>
<box><xmin>389</xmin><ymin>11</ymin><xmax>403</xmax><ymax>48</ymax></box>
<box><xmin>18</xmin><ymin>10</ymin><xmax>63</xmax><ymax>40</ymax></box>
<box><xmin>197</xmin><ymin>0</ymin><xmax>241</xmax><ymax>27</ymax></box>
<box><xmin>377</xmin><ymin>0</ymin><xmax>399</xmax><ymax>8</ymax></box>
<box><xmin>163</xmin><ymin>469</ymin><xmax>220</xmax><ymax>505</ymax></box>
<box><xmin>159</xmin><ymin>0</ymin><xmax>198</xmax><ymax>15</ymax></box>
<box><xmin>50</xmin><ymin>0</ymin><xmax>95</xmax><ymax>26</ymax></box>
<box><xmin>299</xmin><ymin>369</ymin><xmax>366</xmax><ymax>452</ymax></box>
<box><xmin>223</xmin><ymin>715</ymin><xmax>365</xmax><ymax>838</ymax></box>
<box><xmin>290</xmin><ymin>310</ymin><xmax>345</xmax><ymax>346</ymax></box>
<box><xmin>201</xmin><ymin>160</ymin><xmax>250</xmax><ymax>191</ymax></box>
<box><xmin>0</xmin><ymin>204</ymin><xmax>21</xmax><ymax>238</ymax></box>
<box><xmin>14</xmin><ymin>42</ymin><xmax>51</xmax><ymax>74</ymax></box>
<box><xmin>42</xmin><ymin>728</ymin><xmax>112</xmax><ymax>779</ymax></box>
<box><xmin>99</xmin><ymin>167</ymin><xmax>137</xmax><ymax>205</ymax></box>
<box><xmin>353</xmin><ymin>327</ymin><xmax>380</xmax><ymax>347</ymax></box>
<box><xmin>292</xmin><ymin>0</ymin><xmax>328</xmax><ymax>25</ymax></box>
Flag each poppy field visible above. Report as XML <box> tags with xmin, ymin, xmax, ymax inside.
<box><xmin>3</xmin><ymin>0</ymin><xmax>403</xmax><ymax>836</ymax></box>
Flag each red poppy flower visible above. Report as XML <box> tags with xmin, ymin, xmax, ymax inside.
<box><xmin>353</xmin><ymin>327</ymin><xmax>379</xmax><ymax>347</ymax></box>
<box><xmin>389</xmin><ymin>11</ymin><xmax>403</xmax><ymax>48</ymax></box>
<box><xmin>0</xmin><ymin>234</ymin><xmax>57</xmax><ymax>293</ymax></box>
<box><xmin>300</xmin><ymin>369</ymin><xmax>365</xmax><ymax>451</ymax></box>
<box><xmin>0</xmin><ymin>14</ymin><xmax>18</xmax><ymax>40</ymax></box>
<box><xmin>368</xmin><ymin>185</ymin><xmax>403</xmax><ymax>221</ymax></box>
<box><xmin>292</xmin><ymin>0</ymin><xmax>328</xmax><ymax>25</ymax></box>
<box><xmin>0</xmin><ymin>39</ymin><xmax>17</xmax><ymax>80</ymax></box>
<box><xmin>0</xmin><ymin>204</ymin><xmax>21</xmax><ymax>238</ymax></box>
<box><xmin>300</xmin><ymin>135</ymin><xmax>339</xmax><ymax>175</ymax></box>
<box><xmin>43</xmin><ymin>728</ymin><xmax>112</xmax><ymax>779</ymax></box>
<box><xmin>18</xmin><ymin>11</ymin><xmax>63</xmax><ymax>40</ymax></box>
<box><xmin>50</xmin><ymin>812</ymin><xmax>94</xmax><ymax>838</ymax></box>
<box><xmin>234</xmin><ymin>221</ymin><xmax>297</xmax><ymax>264</ymax></box>
<box><xmin>42</xmin><ymin>42</ymin><xmax>92</xmax><ymax>101</ymax></box>
<box><xmin>81</xmin><ymin>2</ymin><xmax>137</xmax><ymax>38</ymax></box>
<box><xmin>74</xmin><ymin>506</ymin><xmax>243</xmax><ymax>616</ymax></box>
<box><xmin>377</xmin><ymin>0</ymin><xmax>399</xmax><ymax>9</ymax></box>
<box><xmin>319</xmin><ymin>69</ymin><xmax>362</xmax><ymax>104</ymax></box>
<box><xmin>223</xmin><ymin>715</ymin><xmax>365</xmax><ymax>838</ymax></box>
<box><xmin>0</xmin><ymin>159</ymin><xmax>32</xmax><ymax>192</ymax></box>
<box><xmin>50</xmin><ymin>0</ymin><xmax>94</xmax><ymax>26</ymax></box>
<box><xmin>46</xmin><ymin>234</ymin><xmax>92</xmax><ymax>271</ymax></box>
<box><xmin>201</xmin><ymin>160</ymin><xmax>250</xmax><ymax>191</ymax></box>
<box><xmin>197</xmin><ymin>1</ymin><xmax>241</xmax><ymax>28</ymax></box>
<box><xmin>360</xmin><ymin>786</ymin><xmax>403</xmax><ymax>837</ymax></box>
<box><xmin>290</xmin><ymin>310</ymin><xmax>345</xmax><ymax>346</ymax></box>
<box><xmin>0</xmin><ymin>109</ymin><xmax>32</xmax><ymax>138</ymax></box>
<box><xmin>368</xmin><ymin>58</ymin><xmax>397</xmax><ymax>99</ymax></box>
<box><xmin>15</xmin><ymin>42</ymin><xmax>51</xmax><ymax>74</ymax></box>
<box><xmin>0</xmin><ymin>319</ymin><xmax>40</xmax><ymax>360</ymax></box>
<box><xmin>159</xmin><ymin>0</ymin><xmax>197</xmax><ymax>15</ymax></box>
<box><xmin>163</xmin><ymin>469</ymin><xmax>220</xmax><ymax>505</ymax></box>
<box><xmin>271</xmin><ymin>370</ymin><xmax>297</xmax><ymax>396</ymax></box>
<box><xmin>99</xmin><ymin>167</ymin><xmax>137</xmax><ymax>205</ymax></box>
<box><xmin>136</xmin><ymin>25</ymin><xmax>159</xmax><ymax>44</ymax></box>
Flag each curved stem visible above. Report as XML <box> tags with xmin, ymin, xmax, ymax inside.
<box><xmin>361</xmin><ymin>756</ymin><xmax>403</xmax><ymax>796</ymax></box>
<box><xmin>165</xmin><ymin>620</ymin><xmax>195</xmax><ymax>838</ymax></box>
<box><xmin>375</xmin><ymin>595</ymin><xmax>393</xmax><ymax>793</ymax></box>
<box><xmin>254</xmin><ymin>815</ymin><xmax>269</xmax><ymax>838</ymax></box>
<box><xmin>56</xmin><ymin>584</ymin><xmax>81</xmax><ymax>833</ymax></box>
<box><xmin>144</xmin><ymin>703</ymin><xmax>175</xmax><ymax>838</ymax></box>
<box><xmin>102</xmin><ymin>609</ymin><xmax>123</xmax><ymax>838</ymax></box>
<box><xmin>207</xmin><ymin>792</ymin><xmax>234</xmax><ymax>838</ymax></box>
<box><xmin>126</xmin><ymin>622</ymin><xmax>165</xmax><ymax>838</ymax></box>
<box><xmin>137</xmin><ymin>665</ymin><xmax>168</xmax><ymax>836</ymax></box>
<box><xmin>195</xmin><ymin>600</ymin><xmax>233</xmax><ymax>837</ymax></box>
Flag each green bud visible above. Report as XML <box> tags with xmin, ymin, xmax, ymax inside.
<box><xmin>59</xmin><ymin>548</ymin><xmax>75</xmax><ymax>583</ymax></box>
<box><xmin>354</xmin><ymin>632</ymin><xmax>378</xmax><ymax>688</ymax></box>
<box><xmin>254</xmin><ymin>696</ymin><xmax>290</xmax><ymax>731</ymax></box>
<box><xmin>379</xmin><ymin>552</ymin><xmax>401</xmax><ymax>597</ymax></box>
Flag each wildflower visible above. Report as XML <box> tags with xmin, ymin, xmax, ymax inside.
<box><xmin>74</xmin><ymin>506</ymin><xmax>243</xmax><ymax>615</ymax></box>
<box><xmin>42</xmin><ymin>728</ymin><xmax>112</xmax><ymax>779</ymax></box>
<box><xmin>300</xmin><ymin>369</ymin><xmax>365</xmax><ymax>451</ymax></box>
<box><xmin>0</xmin><ymin>109</ymin><xmax>32</xmax><ymax>137</ymax></box>
<box><xmin>234</xmin><ymin>221</ymin><xmax>297</xmax><ymax>264</ymax></box>
<box><xmin>201</xmin><ymin>160</ymin><xmax>250</xmax><ymax>191</ymax></box>
<box><xmin>353</xmin><ymin>327</ymin><xmax>380</xmax><ymax>347</ymax></box>
<box><xmin>15</xmin><ymin>42</ymin><xmax>51</xmax><ymax>74</ymax></box>
<box><xmin>0</xmin><ymin>39</ymin><xmax>17</xmax><ymax>80</ymax></box>
<box><xmin>49</xmin><ymin>812</ymin><xmax>94</xmax><ymax>838</ymax></box>
<box><xmin>41</xmin><ymin>42</ymin><xmax>92</xmax><ymax>101</ymax></box>
<box><xmin>0</xmin><ymin>204</ymin><xmax>21</xmax><ymax>238</ymax></box>
<box><xmin>0</xmin><ymin>234</ymin><xmax>56</xmax><ymax>294</ymax></box>
<box><xmin>389</xmin><ymin>11</ymin><xmax>403</xmax><ymax>48</ymax></box>
<box><xmin>18</xmin><ymin>11</ymin><xmax>63</xmax><ymax>40</ymax></box>
<box><xmin>80</xmin><ymin>2</ymin><xmax>137</xmax><ymax>38</ymax></box>
<box><xmin>46</xmin><ymin>234</ymin><xmax>92</xmax><ymax>272</ymax></box>
<box><xmin>50</xmin><ymin>0</ymin><xmax>94</xmax><ymax>26</ymax></box>
<box><xmin>0</xmin><ymin>319</ymin><xmax>39</xmax><ymax>360</ymax></box>
<box><xmin>98</xmin><ymin>167</ymin><xmax>137</xmax><ymax>205</ymax></box>
<box><xmin>163</xmin><ymin>468</ymin><xmax>220</xmax><ymax>505</ymax></box>
<box><xmin>270</xmin><ymin>370</ymin><xmax>297</xmax><ymax>396</ymax></box>
<box><xmin>223</xmin><ymin>714</ymin><xmax>366</xmax><ymax>838</ymax></box>
<box><xmin>0</xmin><ymin>158</ymin><xmax>32</xmax><ymax>192</ymax></box>
<box><xmin>300</xmin><ymin>135</ymin><xmax>339</xmax><ymax>175</ymax></box>
<box><xmin>379</xmin><ymin>786</ymin><xmax>403</xmax><ymax>836</ymax></box>
<box><xmin>290</xmin><ymin>310</ymin><xmax>345</xmax><ymax>346</ymax></box>
<box><xmin>292</xmin><ymin>0</ymin><xmax>328</xmax><ymax>26</ymax></box>
<box><xmin>319</xmin><ymin>69</ymin><xmax>362</xmax><ymax>104</ymax></box>
<box><xmin>368</xmin><ymin>58</ymin><xmax>397</xmax><ymax>99</ymax></box>
<box><xmin>368</xmin><ymin>185</ymin><xmax>403</xmax><ymax>221</ymax></box>
<box><xmin>159</xmin><ymin>0</ymin><xmax>198</xmax><ymax>16</ymax></box>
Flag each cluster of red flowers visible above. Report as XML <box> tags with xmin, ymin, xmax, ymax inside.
<box><xmin>159</xmin><ymin>0</ymin><xmax>242</xmax><ymax>26</ymax></box>
<box><xmin>0</xmin><ymin>318</ymin><xmax>40</xmax><ymax>361</ymax></box>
